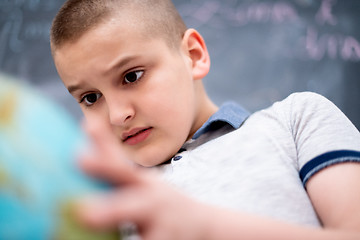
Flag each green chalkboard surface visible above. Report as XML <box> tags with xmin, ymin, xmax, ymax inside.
<box><xmin>1</xmin><ymin>0</ymin><xmax>359</xmax><ymax>128</ymax></box>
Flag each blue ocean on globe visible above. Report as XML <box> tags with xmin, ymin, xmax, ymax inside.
<box><xmin>0</xmin><ymin>73</ymin><xmax>119</xmax><ymax>240</ymax></box>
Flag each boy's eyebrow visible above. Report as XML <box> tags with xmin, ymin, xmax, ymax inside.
<box><xmin>106</xmin><ymin>55</ymin><xmax>141</xmax><ymax>74</ymax></box>
<box><xmin>67</xmin><ymin>84</ymin><xmax>83</xmax><ymax>94</ymax></box>
<box><xmin>67</xmin><ymin>55</ymin><xmax>141</xmax><ymax>94</ymax></box>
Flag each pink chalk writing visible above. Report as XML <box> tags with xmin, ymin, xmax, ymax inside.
<box><xmin>305</xmin><ymin>27</ymin><xmax>360</xmax><ymax>61</ymax></box>
<box><xmin>226</xmin><ymin>2</ymin><xmax>298</xmax><ymax>26</ymax></box>
<box><xmin>193</xmin><ymin>1</ymin><xmax>221</xmax><ymax>24</ymax></box>
<box><xmin>315</xmin><ymin>0</ymin><xmax>337</xmax><ymax>26</ymax></box>
<box><xmin>341</xmin><ymin>37</ymin><xmax>360</xmax><ymax>61</ymax></box>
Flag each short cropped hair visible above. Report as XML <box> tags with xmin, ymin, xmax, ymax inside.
<box><xmin>50</xmin><ymin>0</ymin><xmax>187</xmax><ymax>52</ymax></box>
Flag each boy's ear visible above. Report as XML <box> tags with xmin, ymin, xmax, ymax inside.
<box><xmin>181</xmin><ymin>29</ymin><xmax>210</xmax><ymax>80</ymax></box>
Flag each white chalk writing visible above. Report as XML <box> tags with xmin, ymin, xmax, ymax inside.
<box><xmin>179</xmin><ymin>0</ymin><xmax>359</xmax><ymax>61</ymax></box>
<box><xmin>0</xmin><ymin>0</ymin><xmax>58</xmax><ymax>12</ymax></box>
<box><xmin>0</xmin><ymin>0</ymin><xmax>60</xmax><ymax>66</ymax></box>
<box><xmin>184</xmin><ymin>1</ymin><xmax>299</xmax><ymax>27</ymax></box>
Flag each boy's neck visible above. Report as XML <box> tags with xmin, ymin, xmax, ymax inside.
<box><xmin>188</xmin><ymin>81</ymin><xmax>218</xmax><ymax>140</ymax></box>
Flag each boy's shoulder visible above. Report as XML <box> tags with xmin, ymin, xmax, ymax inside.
<box><xmin>272</xmin><ymin>91</ymin><xmax>334</xmax><ymax>110</ymax></box>
<box><xmin>257</xmin><ymin>91</ymin><xmax>343</xmax><ymax>124</ymax></box>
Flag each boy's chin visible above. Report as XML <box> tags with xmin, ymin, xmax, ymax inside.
<box><xmin>136</xmin><ymin>158</ymin><xmax>167</xmax><ymax>168</ymax></box>
<box><xmin>133</xmin><ymin>153</ymin><xmax>173</xmax><ymax>167</ymax></box>
<box><xmin>126</xmin><ymin>141</ymin><xmax>182</xmax><ymax>167</ymax></box>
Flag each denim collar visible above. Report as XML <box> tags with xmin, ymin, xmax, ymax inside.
<box><xmin>192</xmin><ymin>101</ymin><xmax>250</xmax><ymax>140</ymax></box>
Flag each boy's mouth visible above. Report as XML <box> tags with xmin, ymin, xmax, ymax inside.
<box><xmin>122</xmin><ymin>127</ymin><xmax>153</xmax><ymax>145</ymax></box>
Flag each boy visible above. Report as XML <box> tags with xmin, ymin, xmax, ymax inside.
<box><xmin>50</xmin><ymin>0</ymin><xmax>360</xmax><ymax>239</ymax></box>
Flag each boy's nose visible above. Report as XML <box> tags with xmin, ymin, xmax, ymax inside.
<box><xmin>106</xmin><ymin>99</ymin><xmax>135</xmax><ymax>126</ymax></box>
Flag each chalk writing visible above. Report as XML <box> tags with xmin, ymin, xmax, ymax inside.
<box><xmin>0</xmin><ymin>0</ymin><xmax>58</xmax><ymax>12</ymax></box>
<box><xmin>23</xmin><ymin>21</ymin><xmax>52</xmax><ymax>40</ymax></box>
<box><xmin>304</xmin><ymin>27</ymin><xmax>360</xmax><ymax>61</ymax></box>
<box><xmin>341</xmin><ymin>37</ymin><xmax>360</xmax><ymax>61</ymax></box>
<box><xmin>0</xmin><ymin>0</ymin><xmax>61</xmax><ymax>66</ymax></box>
<box><xmin>225</xmin><ymin>2</ymin><xmax>299</xmax><ymax>26</ymax></box>
<box><xmin>183</xmin><ymin>1</ymin><xmax>299</xmax><ymax>27</ymax></box>
<box><xmin>301</xmin><ymin>0</ymin><xmax>359</xmax><ymax>61</ymax></box>
<box><xmin>178</xmin><ymin>0</ymin><xmax>359</xmax><ymax>61</ymax></box>
<box><xmin>192</xmin><ymin>1</ymin><xmax>221</xmax><ymax>24</ymax></box>
<box><xmin>315</xmin><ymin>0</ymin><xmax>337</xmax><ymax>25</ymax></box>
<box><xmin>2</xmin><ymin>9</ymin><xmax>24</xmax><ymax>53</ymax></box>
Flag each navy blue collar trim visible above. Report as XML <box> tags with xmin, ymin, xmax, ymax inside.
<box><xmin>192</xmin><ymin>102</ymin><xmax>250</xmax><ymax>139</ymax></box>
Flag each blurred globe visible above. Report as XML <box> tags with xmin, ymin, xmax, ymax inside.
<box><xmin>0</xmin><ymin>73</ymin><xmax>119</xmax><ymax>240</ymax></box>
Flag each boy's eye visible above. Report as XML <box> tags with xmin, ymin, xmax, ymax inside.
<box><xmin>81</xmin><ymin>93</ymin><xmax>102</xmax><ymax>106</ymax></box>
<box><xmin>124</xmin><ymin>70</ymin><xmax>144</xmax><ymax>84</ymax></box>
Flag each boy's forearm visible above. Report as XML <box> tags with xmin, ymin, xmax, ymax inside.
<box><xmin>198</xmin><ymin>204</ymin><xmax>360</xmax><ymax>240</ymax></box>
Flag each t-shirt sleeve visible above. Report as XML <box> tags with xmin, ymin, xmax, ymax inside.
<box><xmin>286</xmin><ymin>92</ymin><xmax>360</xmax><ymax>187</ymax></box>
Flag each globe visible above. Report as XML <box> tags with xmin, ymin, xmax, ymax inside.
<box><xmin>0</xmin><ymin>73</ymin><xmax>119</xmax><ymax>240</ymax></box>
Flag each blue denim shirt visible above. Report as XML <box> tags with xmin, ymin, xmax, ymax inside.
<box><xmin>193</xmin><ymin>101</ymin><xmax>250</xmax><ymax>140</ymax></box>
<box><xmin>175</xmin><ymin>102</ymin><xmax>250</xmax><ymax>155</ymax></box>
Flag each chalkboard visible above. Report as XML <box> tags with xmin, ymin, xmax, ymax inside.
<box><xmin>1</xmin><ymin>0</ymin><xmax>360</xmax><ymax>129</ymax></box>
<box><xmin>0</xmin><ymin>0</ymin><xmax>77</xmax><ymax>115</ymax></box>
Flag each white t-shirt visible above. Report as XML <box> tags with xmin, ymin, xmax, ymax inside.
<box><xmin>159</xmin><ymin>92</ymin><xmax>360</xmax><ymax>227</ymax></box>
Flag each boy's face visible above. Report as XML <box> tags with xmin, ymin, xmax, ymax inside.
<box><xmin>54</xmin><ymin>18</ymin><xmax>203</xmax><ymax>166</ymax></box>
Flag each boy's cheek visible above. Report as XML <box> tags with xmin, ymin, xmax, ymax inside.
<box><xmin>82</xmin><ymin>109</ymin><xmax>107</xmax><ymax>127</ymax></box>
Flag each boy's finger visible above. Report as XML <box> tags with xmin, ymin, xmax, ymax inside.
<box><xmin>76</xmin><ymin>191</ymin><xmax>145</xmax><ymax>231</ymax></box>
<box><xmin>78</xmin><ymin>152</ymin><xmax>141</xmax><ymax>185</ymax></box>
<box><xmin>82</xmin><ymin>118</ymin><xmax>128</xmax><ymax>162</ymax></box>
<box><xmin>80</xmin><ymin>118</ymin><xmax>141</xmax><ymax>185</ymax></box>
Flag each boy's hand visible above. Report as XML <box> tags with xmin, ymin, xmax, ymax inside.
<box><xmin>76</xmin><ymin>120</ymin><xmax>208</xmax><ymax>240</ymax></box>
